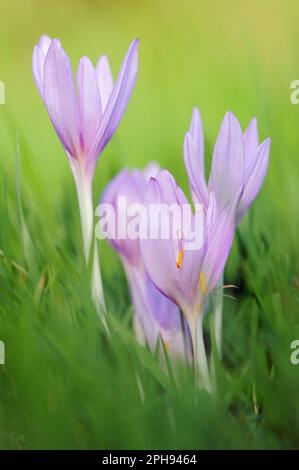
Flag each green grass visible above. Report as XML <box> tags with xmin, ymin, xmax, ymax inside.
<box><xmin>0</xmin><ymin>0</ymin><xmax>299</xmax><ymax>449</ymax></box>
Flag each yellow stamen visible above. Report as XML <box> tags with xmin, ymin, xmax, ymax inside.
<box><xmin>176</xmin><ymin>249</ymin><xmax>184</xmax><ymax>269</ymax></box>
<box><xmin>164</xmin><ymin>340</ymin><xmax>171</xmax><ymax>351</ymax></box>
<box><xmin>199</xmin><ymin>271</ymin><xmax>206</xmax><ymax>295</ymax></box>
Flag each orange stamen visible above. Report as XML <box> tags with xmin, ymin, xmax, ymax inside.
<box><xmin>176</xmin><ymin>249</ymin><xmax>184</xmax><ymax>269</ymax></box>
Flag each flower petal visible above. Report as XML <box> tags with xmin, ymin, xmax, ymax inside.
<box><xmin>43</xmin><ymin>39</ymin><xmax>80</xmax><ymax>158</ymax></box>
<box><xmin>32</xmin><ymin>35</ymin><xmax>53</xmax><ymax>97</ymax></box>
<box><xmin>210</xmin><ymin>111</ymin><xmax>244</xmax><ymax>210</ymax></box>
<box><xmin>126</xmin><ymin>263</ymin><xmax>182</xmax><ymax>352</ymax></box>
<box><xmin>243</xmin><ymin>117</ymin><xmax>259</xmax><ymax>176</ymax></box>
<box><xmin>95</xmin><ymin>55</ymin><xmax>114</xmax><ymax>111</ymax></box>
<box><xmin>237</xmin><ymin>138</ymin><xmax>271</xmax><ymax>223</ymax></box>
<box><xmin>101</xmin><ymin>168</ymin><xmax>145</xmax><ymax>266</ymax></box>
<box><xmin>32</xmin><ymin>45</ymin><xmax>46</xmax><ymax>97</ymax></box>
<box><xmin>190</xmin><ymin>107</ymin><xmax>205</xmax><ymax>174</ymax></box>
<box><xmin>201</xmin><ymin>195</ymin><xmax>237</xmax><ymax>295</ymax></box>
<box><xmin>140</xmin><ymin>170</ymin><xmax>203</xmax><ymax>316</ymax></box>
<box><xmin>76</xmin><ymin>56</ymin><xmax>102</xmax><ymax>161</ymax></box>
<box><xmin>38</xmin><ymin>34</ymin><xmax>52</xmax><ymax>55</ymax></box>
<box><xmin>184</xmin><ymin>108</ymin><xmax>208</xmax><ymax>207</ymax></box>
<box><xmin>89</xmin><ymin>39</ymin><xmax>139</xmax><ymax>175</ymax></box>
<box><xmin>184</xmin><ymin>132</ymin><xmax>209</xmax><ymax>207</ymax></box>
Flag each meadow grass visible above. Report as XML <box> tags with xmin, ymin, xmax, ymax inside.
<box><xmin>0</xmin><ymin>0</ymin><xmax>299</xmax><ymax>449</ymax></box>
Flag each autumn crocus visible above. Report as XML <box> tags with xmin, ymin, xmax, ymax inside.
<box><xmin>32</xmin><ymin>35</ymin><xmax>139</xmax><ymax>319</ymax></box>
<box><xmin>184</xmin><ymin>109</ymin><xmax>270</xmax><ymax>353</ymax></box>
<box><xmin>140</xmin><ymin>170</ymin><xmax>238</xmax><ymax>389</ymax></box>
<box><xmin>100</xmin><ymin>165</ymin><xmax>188</xmax><ymax>358</ymax></box>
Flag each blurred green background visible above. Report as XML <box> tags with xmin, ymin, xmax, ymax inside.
<box><xmin>0</xmin><ymin>0</ymin><xmax>299</xmax><ymax>449</ymax></box>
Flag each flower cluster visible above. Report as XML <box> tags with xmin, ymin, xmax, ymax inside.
<box><xmin>33</xmin><ymin>35</ymin><xmax>270</xmax><ymax>388</ymax></box>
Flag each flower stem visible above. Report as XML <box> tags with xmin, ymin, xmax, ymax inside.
<box><xmin>75</xmin><ymin>171</ymin><xmax>93</xmax><ymax>264</ymax></box>
<box><xmin>74</xmin><ymin>167</ymin><xmax>107</xmax><ymax>325</ymax></box>
<box><xmin>212</xmin><ymin>273</ymin><xmax>223</xmax><ymax>358</ymax></box>
<box><xmin>187</xmin><ymin>312</ymin><xmax>210</xmax><ymax>391</ymax></box>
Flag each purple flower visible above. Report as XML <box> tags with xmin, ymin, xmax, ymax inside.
<box><xmin>184</xmin><ymin>108</ymin><xmax>271</xmax><ymax>224</ymax></box>
<box><xmin>140</xmin><ymin>170</ymin><xmax>238</xmax><ymax>388</ymax></box>
<box><xmin>101</xmin><ymin>165</ymin><xmax>188</xmax><ymax>357</ymax></box>
<box><xmin>140</xmin><ymin>170</ymin><xmax>237</xmax><ymax>318</ymax></box>
<box><xmin>32</xmin><ymin>35</ymin><xmax>138</xmax><ymax>321</ymax></box>
<box><xmin>184</xmin><ymin>109</ymin><xmax>270</xmax><ymax>356</ymax></box>
<box><xmin>32</xmin><ymin>35</ymin><xmax>139</xmax><ymax>181</ymax></box>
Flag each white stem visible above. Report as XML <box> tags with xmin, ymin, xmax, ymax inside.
<box><xmin>75</xmin><ymin>171</ymin><xmax>93</xmax><ymax>263</ymax></box>
<box><xmin>212</xmin><ymin>273</ymin><xmax>224</xmax><ymax>357</ymax></box>
<box><xmin>91</xmin><ymin>242</ymin><xmax>107</xmax><ymax>327</ymax></box>
<box><xmin>73</xmin><ymin>167</ymin><xmax>107</xmax><ymax>324</ymax></box>
<box><xmin>187</xmin><ymin>312</ymin><xmax>210</xmax><ymax>391</ymax></box>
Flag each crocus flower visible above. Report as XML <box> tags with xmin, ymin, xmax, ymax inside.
<box><xmin>140</xmin><ymin>170</ymin><xmax>238</xmax><ymax>388</ymax></box>
<box><xmin>100</xmin><ymin>165</ymin><xmax>188</xmax><ymax>358</ymax></box>
<box><xmin>184</xmin><ymin>108</ymin><xmax>271</xmax><ymax>226</ymax></box>
<box><xmin>184</xmin><ymin>109</ymin><xmax>270</xmax><ymax>353</ymax></box>
<box><xmin>32</xmin><ymin>35</ymin><xmax>139</xmax><ymax>318</ymax></box>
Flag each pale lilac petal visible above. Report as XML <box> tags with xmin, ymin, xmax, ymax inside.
<box><xmin>184</xmin><ymin>108</ymin><xmax>208</xmax><ymax>207</ymax></box>
<box><xmin>190</xmin><ymin>108</ymin><xmax>204</xmax><ymax>174</ymax></box>
<box><xmin>32</xmin><ymin>45</ymin><xmax>46</xmax><ymax>96</ymax></box>
<box><xmin>146</xmin><ymin>274</ymin><xmax>181</xmax><ymax>332</ymax></box>
<box><xmin>32</xmin><ymin>35</ymin><xmax>53</xmax><ymax>97</ymax></box>
<box><xmin>125</xmin><ymin>264</ymin><xmax>184</xmax><ymax>354</ymax></box>
<box><xmin>76</xmin><ymin>56</ymin><xmax>102</xmax><ymax>159</ymax></box>
<box><xmin>200</xmin><ymin>195</ymin><xmax>237</xmax><ymax>296</ymax></box>
<box><xmin>210</xmin><ymin>111</ymin><xmax>244</xmax><ymax>210</ymax></box>
<box><xmin>88</xmin><ymin>39</ymin><xmax>139</xmax><ymax>175</ymax></box>
<box><xmin>125</xmin><ymin>264</ymin><xmax>160</xmax><ymax>349</ymax></box>
<box><xmin>184</xmin><ymin>132</ymin><xmax>209</xmax><ymax>207</ymax></box>
<box><xmin>142</xmin><ymin>161</ymin><xmax>160</xmax><ymax>181</ymax></box>
<box><xmin>43</xmin><ymin>39</ymin><xmax>80</xmax><ymax>158</ymax></box>
<box><xmin>101</xmin><ymin>169</ymin><xmax>144</xmax><ymax>266</ymax></box>
<box><xmin>140</xmin><ymin>171</ymin><xmax>203</xmax><ymax>316</ymax></box>
<box><xmin>243</xmin><ymin>117</ymin><xmax>259</xmax><ymax>176</ymax></box>
<box><xmin>95</xmin><ymin>55</ymin><xmax>114</xmax><ymax>111</ymax></box>
<box><xmin>38</xmin><ymin>35</ymin><xmax>52</xmax><ymax>55</ymax></box>
<box><xmin>237</xmin><ymin>138</ymin><xmax>271</xmax><ymax>223</ymax></box>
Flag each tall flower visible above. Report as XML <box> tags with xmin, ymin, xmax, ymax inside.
<box><xmin>100</xmin><ymin>165</ymin><xmax>188</xmax><ymax>358</ymax></box>
<box><xmin>184</xmin><ymin>109</ymin><xmax>270</xmax><ymax>353</ymax></box>
<box><xmin>140</xmin><ymin>170</ymin><xmax>238</xmax><ymax>389</ymax></box>
<box><xmin>184</xmin><ymin>108</ymin><xmax>271</xmax><ymax>225</ymax></box>
<box><xmin>32</xmin><ymin>35</ymin><xmax>139</xmax><ymax>319</ymax></box>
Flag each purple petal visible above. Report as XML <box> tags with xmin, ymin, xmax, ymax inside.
<box><xmin>38</xmin><ymin>35</ymin><xmax>52</xmax><ymax>55</ymax></box>
<box><xmin>210</xmin><ymin>111</ymin><xmax>244</xmax><ymax>210</ymax></box>
<box><xmin>140</xmin><ymin>171</ymin><xmax>203</xmax><ymax>316</ymax></box>
<box><xmin>243</xmin><ymin>117</ymin><xmax>259</xmax><ymax>176</ymax></box>
<box><xmin>32</xmin><ymin>45</ymin><xmax>46</xmax><ymax>97</ymax></box>
<box><xmin>146</xmin><ymin>273</ymin><xmax>181</xmax><ymax>332</ymax></box>
<box><xmin>184</xmin><ymin>132</ymin><xmax>209</xmax><ymax>207</ymax></box>
<box><xmin>201</xmin><ymin>195</ymin><xmax>237</xmax><ymax>295</ymax></box>
<box><xmin>101</xmin><ymin>168</ymin><xmax>145</xmax><ymax>266</ymax></box>
<box><xmin>237</xmin><ymin>138</ymin><xmax>270</xmax><ymax>223</ymax></box>
<box><xmin>32</xmin><ymin>35</ymin><xmax>53</xmax><ymax>97</ymax></box>
<box><xmin>95</xmin><ymin>55</ymin><xmax>114</xmax><ymax>111</ymax></box>
<box><xmin>190</xmin><ymin>108</ymin><xmax>205</xmax><ymax>174</ymax></box>
<box><xmin>43</xmin><ymin>39</ymin><xmax>80</xmax><ymax>158</ymax></box>
<box><xmin>142</xmin><ymin>161</ymin><xmax>160</xmax><ymax>181</ymax></box>
<box><xmin>126</xmin><ymin>264</ymin><xmax>182</xmax><ymax>352</ymax></box>
<box><xmin>76</xmin><ymin>56</ymin><xmax>102</xmax><ymax>162</ymax></box>
<box><xmin>88</xmin><ymin>39</ymin><xmax>139</xmax><ymax>175</ymax></box>
<box><xmin>125</xmin><ymin>264</ymin><xmax>160</xmax><ymax>349</ymax></box>
<box><xmin>184</xmin><ymin>108</ymin><xmax>208</xmax><ymax>206</ymax></box>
